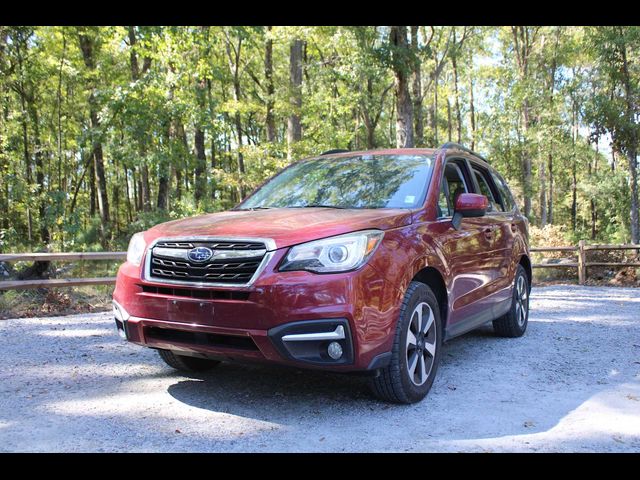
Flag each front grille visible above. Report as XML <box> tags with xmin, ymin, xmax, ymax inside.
<box><xmin>145</xmin><ymin>326</ymin><xmax>259</xmax><ymax>351</ymax></box>
<box><xmin>148</xmin><ymin>239</ymin><xmax>267</xmax><ymax>285</ymax></box>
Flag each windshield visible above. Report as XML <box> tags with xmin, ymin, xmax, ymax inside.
<box><xmin>239</xmin><ymin>154</ymin><xmax>434</xmax><ymax>210</ymax></box>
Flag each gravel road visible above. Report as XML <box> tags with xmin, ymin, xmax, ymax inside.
<box><xmin>1</xmin><ymin>285</ymin><xmax>639</xmax><ymax>452</ymax></box>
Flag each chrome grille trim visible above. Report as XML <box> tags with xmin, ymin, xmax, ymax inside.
<box><xmin>142</xmin><ymin>236</ymin><xmax>276</xmax><ymax>288</ymax></box>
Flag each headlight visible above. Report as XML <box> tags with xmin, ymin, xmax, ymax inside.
<box><xmin>280</xmin><ymin>230</ymin><xmax>384</xmax><ymax>273</ymax></box>
<box><xmin>126</xmin><ymin>232</ymin><xmax>147</xmax><ymax>266</ymax></box>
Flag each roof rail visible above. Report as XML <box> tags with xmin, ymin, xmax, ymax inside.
<box><xmin>320</xmin><ymin>149</ymin><xmax>350</xmax><ymax>156</ymax></box>
<box><xmin>438</xmin><ymin>142</ymin><xmax>489</xmax><ymax>164</ymax></box>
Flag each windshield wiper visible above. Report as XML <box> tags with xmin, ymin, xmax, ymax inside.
<box><xmin>235</xmin><ymin>206</ymin><xmax>275</xmax><ymax>211</ymax></box>
<box><xmin>289</xmin><ymin>204</ymin><xmax>348</xmax><ymax>209</ymax></box>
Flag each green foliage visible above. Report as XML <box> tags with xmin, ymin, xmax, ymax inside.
<box><xmin>0</xmin><ymin>25</ymin><xmax>638</xmax><ymax>254</ymax></box>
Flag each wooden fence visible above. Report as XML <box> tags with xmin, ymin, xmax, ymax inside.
<box><xmin>0</xmin><ymin>243</ymin><xmax>638</xmax><ymax>290</ymax></box>
<box><xmin>531</xmin><ymin>241</ymin><xmax>640</xmax><ymax>284</ymax></box>
<box><xmin>0</xmin><ymin>252</ymin><xmax>125</xmax><ymax>290</ymax></box>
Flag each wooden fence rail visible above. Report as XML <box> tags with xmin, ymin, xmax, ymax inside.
<box><xmin>0</xmin><ymin>243</ymin><xmax>638</xmax><ymax>290</ymax></box>
<box><xmin>0</xmin><ymin>252</ymin><xmax>126</xmax><ymax>290</ymax></box>
<box><xmin>531</xmin><ymin>241</ymin><xmax>640</xmax><ymax>284</ymax></box>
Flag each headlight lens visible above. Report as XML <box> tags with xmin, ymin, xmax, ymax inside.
<box><xmin>280</xmin><ymin>230</ymin><xmax>384</xmax><ymax>273</ymax></box>
<box><xmin>126</xmin><ymin>232</ymin><xmax>147</xmax><ymax>266</ymax></box>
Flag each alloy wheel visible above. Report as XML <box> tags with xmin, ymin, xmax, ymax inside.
<box><xmin>405</xmin><ymin>302</ymin><xmax>437</xmax><ymax>386</ymax></box>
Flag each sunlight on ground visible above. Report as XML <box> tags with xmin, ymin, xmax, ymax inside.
<box><xmin>38</xmin><ymin>329</ymin><xmax>110</xmax><ymax>338</ymax></box>
<box><xmin>44</xmin><ymin>378</ymin><xmax>284</xmax><ymax>439</ymax></box>
<box><xmin>440</xmin><ymin>379</ymin><xmax>640</xmax><ymax>452</ymax></box>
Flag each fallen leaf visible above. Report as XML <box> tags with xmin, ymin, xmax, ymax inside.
<box><xmin>175</xmin><ymin>429</ymin><xmax>181</xmax><ymax>434</ymax></box>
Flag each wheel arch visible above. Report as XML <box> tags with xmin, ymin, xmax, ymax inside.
<box><xmin>518</xmin><ymin>254</ymin><xmax>532</xmax><ymax>291</ymax></box>
<box><xmin>411</xmin><ymin>266</ymin><xmax>449</xmax><ymax>330</ymax></box>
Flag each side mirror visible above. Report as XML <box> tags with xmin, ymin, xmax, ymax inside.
<box><xmin>451</xmin><ymin>193</ymin><xmax>488</xmax><ymax>230</ymax></box>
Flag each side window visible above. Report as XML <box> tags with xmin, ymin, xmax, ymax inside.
<box><xmin>438</xmin><ymin>161</ymin><xmax>469</xmax><ymax>217</ymax></box>
<box><xmin>471</xmin><ymin>165</ymin><xmax>501</xmax><ymax>212</ymax></box>
<box><xmin>490</xmin><ymin>171</ymin><xmax>516</xmax><ymax>212</ymax></box>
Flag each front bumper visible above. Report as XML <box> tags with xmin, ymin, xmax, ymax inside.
<box><xmin>112</xmin><ymin>248</ymin><xmax>403</xmax><ymax>371</ymax></box>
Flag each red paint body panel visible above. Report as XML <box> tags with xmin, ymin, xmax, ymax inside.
<box><xmin>113</xmin><ymin>147</ymin><xmax>530</xmax><ymax>372</ymax></box>
<box><xmin>145</xmin><ymin>207</ymin><xmax>413</xmax><ymax>250</ymax></box>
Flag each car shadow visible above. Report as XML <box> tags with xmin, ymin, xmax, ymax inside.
<box><xmin>165</xmin><ymin>312</ymin><xmax>639</xmax><ymax>445</ymax></box>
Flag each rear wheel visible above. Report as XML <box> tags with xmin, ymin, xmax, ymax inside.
<box><xmin>369</xmin><ymin>282</ymin><xmax>442</xmax><ymax>404</ymax></box>
<box><xmin>157</xmin><ymin>349</ymin><xmax>220</xmax><ymax>372</ymax></box>
<box><xmin>493</xmin><ymin>264</ymin><xmax>529</xmax><ymax>337</ymax></box>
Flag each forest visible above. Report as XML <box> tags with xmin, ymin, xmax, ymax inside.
<box><xmin>0</xmin><ymin>26</ymin><xmax>639</xmax><ymax>253</ymax></box>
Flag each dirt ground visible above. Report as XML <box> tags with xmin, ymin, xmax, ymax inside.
<box><xmin>1</xmin><ymin>285</ymin><xmax>639</xmax><ymax>452</ymax></box>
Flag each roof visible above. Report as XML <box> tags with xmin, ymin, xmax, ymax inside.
<box><xmin>318</xmin><ymin>147</ymin><xmax>438</xmax><ymax>157</ymax></box>
<box><xmin>318</xmin><ymin>145</ymin><xmax>489</xmax><ymax>164</ymax></box>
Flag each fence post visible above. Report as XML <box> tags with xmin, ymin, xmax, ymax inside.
<box><xmin>578</xmin><ymin>240</ymin><xmax>586</xmax><ymax>285</ymax></box>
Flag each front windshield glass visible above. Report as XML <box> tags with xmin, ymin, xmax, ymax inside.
<box><xmin>239</xmin><ymin>154</ymin><xmax>434</xmax><ymax>209</ymax></box>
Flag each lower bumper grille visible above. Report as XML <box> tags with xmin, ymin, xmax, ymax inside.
<box><xmin>145</xmin><ymin>326</ymin><xmax>259</xmax><ymax>351</ymax></box>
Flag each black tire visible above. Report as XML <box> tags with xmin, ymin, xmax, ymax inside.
<box><xmin>493</xmin><ymin>264</ymin><xmax>530</xmax><ymax>338</ymax></box>
<box><xmin>157</xmin><ymin>349</ymin><xmax>221</xmax><ymax>372</ymax></box>
<box><xmin>369</xmin><ymin>281</ymin><xmax>443</xmax><ymax>404</ymax></box>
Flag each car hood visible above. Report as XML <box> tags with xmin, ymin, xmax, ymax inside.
<box><xmin>145</xmin><ymin>207</ymin><xmax>413</xmax><ymax>249</ymax></box>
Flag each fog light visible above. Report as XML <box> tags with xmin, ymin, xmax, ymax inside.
<box><xmin>327</xmin><ymin>341</ymin><xmax>343</xmax><ymax>360</ymax></box>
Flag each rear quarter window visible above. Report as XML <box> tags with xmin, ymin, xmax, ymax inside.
<box><xmin>490</xmin><ymin>170</ymin><xmax>516</xmax><ymax>212</ymax></box>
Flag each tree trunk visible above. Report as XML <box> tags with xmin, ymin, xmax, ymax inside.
<box><xmin>194</xmin><ymin>78</ymin><xmax>207</xmax><ymax>204</ymax></box>
<box><xmin>539</xmin><ymin>154</ymin><xmax>547</xmax><ymax>227</ymax></box>
<box><xmin>512</xmin><ymin>26</ymin><xmax>538</xmax><ymax>220</ymax></box>
<box><xmin>89</xmin><ymin>154</ymin><xmax>96</xmax><ymax>216</ymax></box>
<box><xmin>264</xmin><ymin>26</ymin><xmax>276</xmax><ymax>143</ymax></box>
<box><xmin>629</xmin><ymin>151</ymin><xmax>639</xmax><ymax>244</ymax></box>
<box><xmin>127</xmin><ymin>26</ymin><xmax>152</xmax><ymax>212</ymax></box>
<box><xmin>18</xmin><ymin>84</ymin><xmax>33</xmax><ymax>242</ymax></box>
<box><xmin>156</xmin><ymin>173</ymin><xmax>168</xmax><ymax>210</ymax></box>
<box><xmin>410</xmin><ymin>26</ymin><xmax>423</xmax><ymax>146</ymax></box>
<box><xmin>451</xmin><ymin>32</ymin><xmax>462</xmax><ymax>144</ymax></box>
<box><xmin>287</xmin><ymin>38</ymin><xmax>303</xmax><ymax>156</ymax></box>
<box><xmin>547</xmin><ymin>153</ymin><xmax>553</xmax><ymax>224</ymax></box>
<box><xmin>446</xmin><ymin>98</ymin><xmax>452</xmax><ymax>142</ymax></box>
<box><xmin>619</xmin><ymin>32</ymin><xmax>639</xmax><ymax>243</ymax></box>
<box><xmin>141</xmin><ymin>163</ymin><xmax>151</xmax><ymax>212</ymax></box>
<box><xmin>469</xmin><ymin>76</ymin><xmax>476</xmax><ymax>150</ymax></box>
<box><xmin>79</xmin><ymin>32</ymin><xmax>109</xmax><ymax>242</ymax></box>
<box><xmin>571</xmin><ymin>103</ymin><xmax>578</xmax><ymax>233</ymax></box>
<box><xmin>521</xmin><ymin>103</ymin><xmax>533</xmax><ymax>218</ymax></box>
<box><xmin>390</xmin><ymin>26</ymin><xmax>414</xmax><ymax>148</ymax></box>
<box><xmin>27</xmin><ymin>102</ymin><xmax>50</xmax><ymax>243</ymax></box>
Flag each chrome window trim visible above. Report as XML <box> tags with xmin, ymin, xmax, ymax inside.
<box><xmin>142</xmin><ymin>236</ymin><xmax>277</xmax><ymax>288</ymax></box>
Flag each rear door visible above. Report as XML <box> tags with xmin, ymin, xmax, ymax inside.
<box><xmin>466</xmin><ymin>160</ymin><xmax>514</xmax><ymax>316</ymax></box>
<box><xmin>433</xmin><ymin>157</ymin><xmax>496</xmax><ymax>334</ymax></box>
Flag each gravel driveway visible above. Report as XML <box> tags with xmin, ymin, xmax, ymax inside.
<box><xmin>1</xmin><ymin>285</ymin><xmax>639</xmax><ymax>452</ymax></box>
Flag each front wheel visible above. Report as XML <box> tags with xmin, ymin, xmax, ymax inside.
<box><xmin>493</xmin><ymin>264</ymin><xmax>530</xmax><ymax>337</ymax></box>
<box><xmin>369</xmin><ymin>282</ymin><xmax>442</xmax><ymax>404</ymax></box>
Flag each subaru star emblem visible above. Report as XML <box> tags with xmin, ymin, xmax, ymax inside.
<box><xmin>188</xmin><ymin>247</ymin><xmax>213</xmax><ymax>263</ymax></box>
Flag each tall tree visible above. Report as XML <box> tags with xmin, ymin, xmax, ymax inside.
<box><xmin>511</xmin><ymin>26</ymin><xmax>540</xmax><ymax>219</ymax></box>
<box><xmin>587</xmin><ymin>26</ymin><xmax>640</xmax><ymax>243</ymax></box>
<box><xmin>264</xmin><ymin>26</ymin><xmax>277</xmax><ymax>143</ymax></box>
<box><xmin>287</xmin><ymin>38</ymin><xmax>304</xmax><ymax>156</ymax></box>
<box><xmin>78</xmin><ymin>27</ymin><xmax>110</xmax><ymax>242</ymax></box>
<box><xmin>390</xmin><ymin>26</ymin><xmax>414</xmax><ymax>148</ymax></box>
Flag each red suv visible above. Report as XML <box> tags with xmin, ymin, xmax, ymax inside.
<box><xmin>113</xmin><ymin>143</ymin><xmax>531</xmax><ymax>403</ymax></box>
